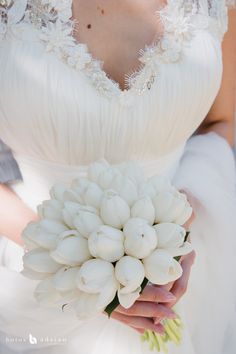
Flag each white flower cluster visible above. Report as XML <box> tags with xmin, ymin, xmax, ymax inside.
<box><xmin>22</xmin><ymin>159</ymin><xmax>193</xmax><ymax>320</ymax></box>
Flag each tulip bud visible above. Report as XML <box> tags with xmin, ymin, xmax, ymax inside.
<box><xmin>73</xmin><ymin>211</ymin><xmax>103</xmax><ymax>238</ymax></box>
<box><xmin>153</xmin><ymin>190</ymin><xmax>192</xmax><ymax>225</ymax></box>
<box><xmin>115</xmin><ymin>256</ymin><xmax>145</xmax><ymax>308</ymax></box>
<box><xmin>123</xmin><ymin>218</ymin><xmax>157</xmax><ymax>258</ymax></box>
<box><xmin>98</xmin><ymin>167</ymin><xmax>122</xmax><ymax>190</ymax></box>
<box><xmin>88</xmin><ymin>225</ymin><xmax>124</xmax><ymax>262</ymax></box>
<box><xmin>49</xmin><ymin>183</ymin><xmax>68</xmax><ymax>201</ymax></box>
<box><xmin>76</xmin><ymin>259</ymin><xmax>116</xmax><ymax>294</ymax></box>
<box><xmin>22</xmin><ymin>219</ymin><xmax>68</xmax><ymax>250</ymax></box>
<box><xmin>153</xmin><ymin>223</ymin><xmax>186</xmax><ymax>249</ymax></box>
<box><xmin>23</xmin><ymin>248</ymin><xmax>61</xmax><ymax>273</ymax></box>
<box><xmin>82</xmin><ymin>182</ymin><xmax>103</xmax><ymax>209</ymax></box>
<box><xmin>115</xmin><ymin>255</ymin><xmax>145</xmax><ymax>293</ymax></box>
<box><xmin>62</xmin><ymin>202</ymin><xmax>98</xmax><ymax>229</ymax></box>
<box><xmin>74</xmin><ymin>292</ymin><xmax>102</xmax><ymax>320</ymax></box>
<box><xmin>52</xmin><ymin>266</ymin><xmax>80</xmax><ymax>292</ymax></box>
<box><xmin>131</xmin><ymin>196</ymin><xmax>155</xmax><ymax>225</ymax></box>
<box><xmin>111</xmin><ymin>175</ymin><xmax>138</xmax><ymax>206</ymax></box>
<box><xmin>139</xmin><ymin>175</ymin><xmax>173</xmax><ymax>198</ymax></box>
<box><xmin>50</xmin><ymin>231</ymin><xmax>91</xmax><ymax>266</ymax></box>
<box><xmin>34</xmin><ymin>277</ymin><xmax>62</xmax><ymax>305</ymax></box>
<box><xmin>143</xmin><ymin>249</ymin><xmax>183</xmax><ymax>285</ymax></box>
<box><xmin>63</xmin><ymin>188</ymin><xmax>84</xmax><ymax>204</ymax></box>
<box><xmin>116</xmin><ymin>161</ymin><xmax>145</xmax><ymax>185</ymax></box>
<box><xmin>37</xmin><ymin>199</ymin><xmax>63</xmax><ymax>220</ymax></box>
<box><xmin>87</xmin><ymin>159</ymin><xmax>110</xmax><ymax>183</ymax></box>
<box><xmin>100</xmin><ymin>190</ymin><xmax>130</xmax><ymax>229</ymax></box>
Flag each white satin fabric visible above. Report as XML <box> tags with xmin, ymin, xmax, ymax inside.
<box><xmin>0</xmin><ymin>1</ymin><xmax>236</xmax><ymax>353</ymax></box>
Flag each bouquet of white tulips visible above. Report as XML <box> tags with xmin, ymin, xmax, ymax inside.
<box><xmin>21</xmin><ymin>159</ymin><xmax>193</xmax><ymax>352</ymax></box>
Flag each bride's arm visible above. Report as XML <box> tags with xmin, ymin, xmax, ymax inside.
<box><xmin>196</xmin><ymin>8</ymin><xmax>236</xmax><ymax>146</ymax></box>
<box><xmin>0</xmin><ymin>141</ymin><xmax>38</xmax><ymax>245</ymax></box>
<box><xmin>0</xmin><ymin>183</ymin><xmax>38</xmax><ymax>246</ymax></box>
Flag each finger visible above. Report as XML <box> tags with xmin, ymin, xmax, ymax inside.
<box><xmin>183</xmin><ymin>210</ymin><xmax>195</xmax><ymax>231</ymax></box>
<box><xmin>110</xmin><ymin>311</ymin><xmax>165</xmax><ymax>334</ymax></box>
<box><xmin>115</xmin><ymin>301</ymin><xmax>176</xmax><ymax>319</ymax></box>
<box><xmin>170</xmin><ymin>251</ymin><xmax>196</xmax><ymax>304</ymax></box>
<box><xmin>156</xmin><ymin>282</ymin><xmax>175</xmax><ymax>292</ymax></box>
<box><xmin>137</xmin><ymin>285</ymin><xmax>176</xmax><ymax>303</ymax></box>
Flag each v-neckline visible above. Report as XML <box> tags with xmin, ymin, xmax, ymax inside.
<box><xmin>69</xmin><ymin>0</ymin><xmax>170</xmax><ymax>94</ymax></box>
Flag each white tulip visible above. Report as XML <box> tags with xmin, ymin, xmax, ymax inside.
<box><xmin>49</xmin><ymin>183</ymin><xmax>68</xmax><ymax>201</ymax></box>
<box><xmin>76</xmin><ymin>259</ymin><xmax>115</xmax><ymax>292</ymax></box>
<box><xmin>100</xmin><ymin>190</ymin><xmax>130</xmax><ymax>228</ymax></box>
<box><xmin>115</xmin><ymin>256</ymin><xmax>145</xmax><ymax>295</ymax></box>
<box><xmin>50</xmin><ymin>231</ymin><xmax>91</xmax><ymax>266</ymax></box>
<box><xmin>23</xmin><ymin>248</ymin><xmax>61</xmax><ymax>273</ymax></box>
<box><xmin>116</xmin><ymin>161</ymin><xmax>145</xmax><ymax>185</ymax></box>
<box><xmin>22</xmin><ymin>219</ymin><xmax>68</xmax><ymax>250</ymax></box>
<box><xmin>74</xmin><ymin>292</ymin><xmax>102</xmax><ymax>319</ymax></box>
<box><xmin>88</xmin><ymin>225</ymin><xmax>124</xmax><ymax>262</ymax></box>
<box><xmin>87</xmin><ymin>159</ymin><xmax>110</xmax><ymax>183</ymax></box>
<box><xmin>63</xmin><ymin>188</ymin><xmax>84</xmax><ymax>204</ymax></box>
<box><xmin>139</xmin><ymin>175</ymin><xmax>173</xmax><ymax>199</ymax></box>
<box><xmin>52</xmin><ymin>266</ymin><xmax>80</xmax><ymax>292</ymax></box>
<box><xmin>62</xmin><ymin>201</ymin><xmax>98</xmax><ymax>229</ymax></box>
<box><xmin>167</xmin><ymin>241</ymin><xmax>193</xmax><ymax>258</ymax></box>
<box><xmin>154</xmin><ymin>223</ymin><xmax>186</xmax><ymax>249</ymax></box>
<box><xmin>117</xmin><ymin>285</ymin><xmax>142</xmax><ymax>309</ymax></box>
<box><xmin>131</xmin><ymin>196</ymin><xmax>155</xmax><ymax>225</ymax></box>
<box><xmin>82</xmin><ymin>182</ymin><xmax>103</xmax><ymax>209</ymax></box>
<box><xmin>143</xmin><ymin>249</ymin><xmax>183</xmax><ymax>285</ymax></box>
<box><xmin>37</xmin><ymin>199</ymin><xmax>63</xmax><ymax>220</ymax></box>
<box><xmin>153</xmin><ymin>190</ymin><xmax>192</xmax><ymax>225</ymax></box>
<box><xmin>111</xmin><ymin>175</ymin><xmax>138</xmax><ymax>206</ymax></box>
<box><xmin>71</xmin><ymin>177</ymin><xmax>91</xmax><ymax>193</ymax></box>
<box><xmin>21</xmin><ymin>222</ymin><xmax>40</xmax><ymax>250</ymax></box>
<box><xmin>34</xmin><ymin>277</ymin><xmax>62</xmax><ymax>305</ymax></box>
<box><xmin>73</xmin><ymin>211</ymin><xmax>103</xmax><ymax>238</ymax></box>
<box><xmin>98</xmin><ymin>167</ymin><xmax>122</xmax><ymax>190</ymax></box>
<box><xmin>148</xmin><ymin>175</ymin><xmax>173</xmax><ymax>194</ymax></box>
<box><xmin>123</xmin><ymin>218</ymin><xmax>157</xmax><ymax>258</ymax></box>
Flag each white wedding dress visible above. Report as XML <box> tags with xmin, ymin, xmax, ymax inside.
<box><xmin>0</xmin><ymin>1</ymin><xmax>236</xmax><ymax>353</ymax></box>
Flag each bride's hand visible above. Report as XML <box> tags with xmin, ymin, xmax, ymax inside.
<box><xmin>109</xmin><ymin>286</ymin><xmax>177</xmax><ymax>334</ymax></box>
<box><xmin>110</xmin><ymin>190</ymin><xmax>197</xmax><ymax>334</ymax></box>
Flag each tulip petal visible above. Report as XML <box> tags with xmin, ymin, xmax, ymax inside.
<box><xmin>52</xmin><ymin>266</ymin><xmax>80</xmax><ymax>291</ymax></box>
<box><xmin>23</xmin><ymin>248</ymin><xmax>61</xmax><ymax>273</ymax></box>
<box><xmin>34</xmin><ymin>277</ymin><xmax>62</xmax><ymax>306</ymax></box>
<box><xmin>118</xmin><ymin>286</ymin><xmax>142</xmax><ymax>309</ymax></box>
<box><xmin>167</xmin><ymin>242</ymin><xmax>193</xmax><ymax>257</ymax></box>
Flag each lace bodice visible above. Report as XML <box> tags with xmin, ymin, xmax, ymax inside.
<box><xmin>0</xmin><ymin>0</ymin><xmax>235</xmax><ymax>101</ymax></box>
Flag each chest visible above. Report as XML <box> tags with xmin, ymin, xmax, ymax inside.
<box><xmin>71</xmin><ymin>0</ymin><xmax>166</xmax><ymax>90</ymax></box>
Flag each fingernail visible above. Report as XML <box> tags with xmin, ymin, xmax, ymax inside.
<box><xmin>167</xmin><ymin>312</ymin><xmax>177</xmax><ymax>319</ymax></box>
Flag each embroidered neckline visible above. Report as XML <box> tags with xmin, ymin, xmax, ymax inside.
<box><xmin>38</xmin><ymin>0</ymin><xmax>197</xmax><ymax>105</ymax></box>
<box><xmin>0</xmin><ymin>0</ymin><xmax>232</xmax><ymax>106</ymax></box>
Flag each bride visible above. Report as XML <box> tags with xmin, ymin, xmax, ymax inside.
<box><xmin>0</xmin><ymin>1</ymin><xmax>236</xmax><ymax>353</ymax></box>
